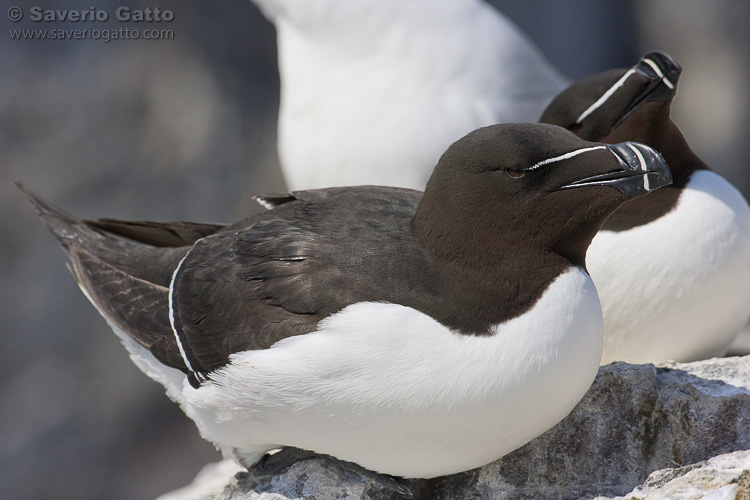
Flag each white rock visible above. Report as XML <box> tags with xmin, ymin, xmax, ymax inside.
<box><xmin>156</xmin><ymin>459</ymin><xmax>243</xmax><ymax>500</ymax></box>
<box><xmin>593</xmin><ymin>449</ymin><xmax>750</xmax><ymax>500</ymax></box>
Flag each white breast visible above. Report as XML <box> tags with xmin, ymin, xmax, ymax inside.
<box><xmin>588</xmin><ymin>170</ymin><xmax>750</xmax><ymax>364</ymax></box>
<box><xmin>183</xmin><ymin>267</ymin><xmax>602</xmax><ymax>478</ymax></box>
<box><xmin>272</xmin><ymin>0</ymin><xmax>566</xmax><ymax>190</ymax></box>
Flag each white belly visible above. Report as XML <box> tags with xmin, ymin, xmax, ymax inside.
<box><xmin>183</xmin><ymin>267</ymin><xmax>603</xmax><ymax>478</ymax></box>
<box><xmin>589</xmin><ymin>170</ymin><xmax>750</xmax><ymax>364</ymax></box>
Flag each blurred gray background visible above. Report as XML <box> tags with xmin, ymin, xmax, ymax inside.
<box><xmin>1</xmin><ymin>1</ymin><xmax>748</xmax><ymax>498</ymax></box>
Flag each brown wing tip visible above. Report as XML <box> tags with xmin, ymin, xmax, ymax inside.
<box><xmin>16</xmin><ymin>180</ymin><xmax>66</xmax><ymax>217</ymax></box>
<box><xmin>15</xmin><ymin>181</ymin><xmax>84</xmax><ymax>246</ymax></box>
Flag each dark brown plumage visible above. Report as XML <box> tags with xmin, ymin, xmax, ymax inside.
<box><xmin>18</xmin><ymin>123</ymin><xmax>670</xmax><ymax>387</ymax></box>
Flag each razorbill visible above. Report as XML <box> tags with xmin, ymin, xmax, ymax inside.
<box><xmin>19</xmin><ymin>123</ymin><xmax>670</xmax><ymax>479</ymax></box>
<box><xmin>541</xmin><ymin>51</ymin><xmax>750</xmax><ymax>364</ymax></box>
<box><xmin>251</xmin><ymin>0</ymin><xmax>568</xmax><ymax>190</ymax></box>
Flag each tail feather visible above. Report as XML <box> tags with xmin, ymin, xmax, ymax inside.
<box><xmin>16</xmin><ymin>181</ymin><xmax>86</xmax><ymax>250</ymax></box>
<box><xmin>72</xmin><ymin>248</ymin><xmax>188</xmax><ymax>371</ymax></box>
<box><xmin>16</xmin><ymin>182</ymin><xmax>209</xmax><ymax>287</ymax></box>
<box><xmin>86</xmin><ymin>218</ymin><xmax>225</xmax><ymax>247</ymax></box>
<box><xmin>16</xmin><ymin>182</ymin><xmax>196</xmax><ymax>374</ymax></box>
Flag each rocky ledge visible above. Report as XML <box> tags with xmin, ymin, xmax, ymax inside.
<box><xmin>159</xmin><ymin>356</ymin><xmax>750</xmax><ymax>500</ymax></box>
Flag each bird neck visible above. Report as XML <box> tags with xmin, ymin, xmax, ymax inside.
<box><xmin>412</xmin><ymin>192</ymin><xmax>581</xmax><ymax>274</ymax></box>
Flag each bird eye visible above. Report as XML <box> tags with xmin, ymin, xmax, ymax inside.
<box><xmin>569</xmin><ymin>123</ymin><xmax>583</xmax><ymax>134</ymax></box>
<box><xmin>506</xmin><ymin>169</ymin><xmax>526</xmax><ymax>179</ymax></box>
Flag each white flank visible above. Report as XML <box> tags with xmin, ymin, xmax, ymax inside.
<box><xmin>590</xmin><ymin>170</ymin><xmax>750</xmax><ymax>364</ymax></box>
<box><xmin>576</xmin><ymin>68</ymin><xmax>637</xmax><ymax>123</ymax></box>
<box><xmin>183</xmin><ymin>267</ymin><xmax>603</xmax><ymax>478</ymax></box>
